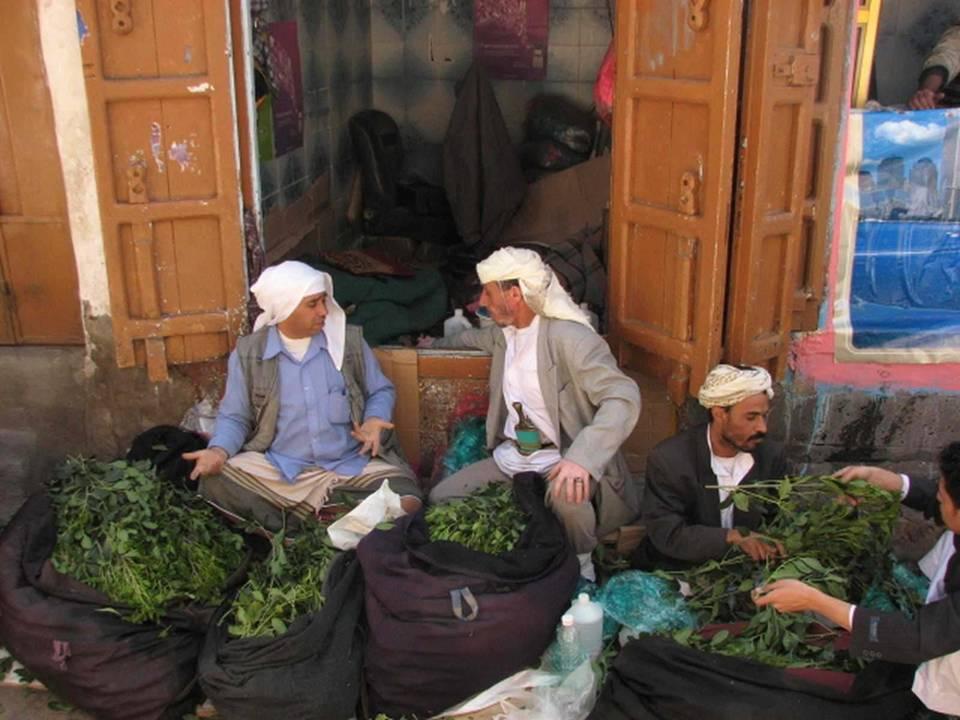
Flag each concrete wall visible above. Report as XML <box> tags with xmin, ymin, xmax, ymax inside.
<box><xmin>0</xmin><ymin>1</ymin><xmax>222</xmax><ymax>522</ymax></box>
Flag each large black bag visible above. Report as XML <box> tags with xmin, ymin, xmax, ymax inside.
<box><xmin>198</xmin><ymin>551</ymin><xmax>365</xmax><ymax>720</ymax></box>
<box><xmin>0</xmin><ymin>495</ymin><xmax>214</xmax><ymax>720</ymax></box>
<box><xmin>589</xmin><ymin>635</ymin><xmax>919</xmax><ymax>720</ymax></box>
<box><xmin>357</xmin><ymin>473</ymin><xmax>579</xmax><ymax>719</ymax></box>
<box><xmin>126</xmin><ymin>424</ymin><xmax>208</xmax><ymax>491</ymax></box>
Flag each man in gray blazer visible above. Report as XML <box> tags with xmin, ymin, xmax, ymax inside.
<box><xmin>429</xmin><ymin>247</ymin><xmax>641</xmax><ymax>580</ymax></box>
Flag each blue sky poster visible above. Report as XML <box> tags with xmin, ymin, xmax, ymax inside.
<box><xmin>836</xmin><ymin>108</ymin><xmax>960</xmax><ymax>362</ymax></box>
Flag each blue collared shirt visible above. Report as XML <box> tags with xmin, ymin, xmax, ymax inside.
<box><xmin>209</xmin><ymin>327</ymin><xmax>395</xmax><ymax>482</ymax></box>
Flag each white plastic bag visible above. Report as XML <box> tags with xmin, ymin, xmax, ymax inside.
<box><xmin>180</xmin><ymin>396</ymin><xmax>218</xmax><ymax>435</ymax></box>
<box><xmin>435</xmin><ymin>660</ymin><xmax>596</xmax><ymax>720</ymax></box>
<box><xmin>326</xmin><ymin>481</ymin><xmax>406</xmax><ymax>550</ymax></box>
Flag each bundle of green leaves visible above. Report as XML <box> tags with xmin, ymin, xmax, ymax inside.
<box><xmin>49</xmin><ymin>457</ymin><xmax>246</xmax><ymax>624</ymax></box>
<box><xmin>665</xmin><ymin>475</ymin><xmax>906</xmax><ymax>669</ymax></box>
<box><xmin>425</xmin><ymin>482</ymin><xmax>528</xmax><ymax>555</ymax></box>
<box><xmin>226</xmin><ymin>521</ymin><xmax>336</xmax><ymax>638</ymax></box>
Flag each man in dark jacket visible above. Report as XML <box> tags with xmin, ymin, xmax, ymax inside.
<box><xmin>756</xmin><ymin>444</ymin><xmax>960</xmax><ymax>715</ymax></box>
<box><xmin>632</xmin><ymin>364</ymin><xmax>786</xmax><ymax>570</ymax></box>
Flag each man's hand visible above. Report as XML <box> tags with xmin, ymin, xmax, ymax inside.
<box><xmin>183</xmin><ymin>447</ymin><xmax>228</xmax><ymax>481</ymax></box>
<box><xmin>909</xmin><ymin>87</ymin><xmax>945</xmax><ymax>110</ymax></box>
<box><xmin>753</xmin><ymin>578</ymin><xmax>855</xmax><ymax>630</ymax></box>
<box><xmin>351</xmin><ymin>417</ymin><xmax>394</xmax><ymax>457</ymax></box>
<box><xmin>547</xmin><ymin>459</ymin><xmax>592</xmax><ymax>504</ymax></box>
<box><xmin>833</xmin><ymin>465</ymin><xmax>903</xmax><ymax>494</ymax></box>
<box><xmin>416</xmin><ymin>334</ymin><xmax>435</xmax><ymax>349</ymax></box>
<box><xmin>752</xmin><ymin>578</ymin><xmax>819</xmax><ymax>613</ymax></box>
<box><xmin>726</xmin><ymin>528</ymin><xmax>784</xmax><ymax>561</ymax></box>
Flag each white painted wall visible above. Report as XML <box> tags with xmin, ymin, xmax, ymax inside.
<box><xmin>36</xmin><ymin>0</ymin><xmax>111</xmax><ymax>319</ymax></box>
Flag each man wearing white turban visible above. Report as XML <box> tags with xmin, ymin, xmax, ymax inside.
<box><xmin>631</xmin><ymin>363</ymin><xmax>787</xmax><ymax>570</ymax></box>
<box><xmin>183</xmin><ymin>261</ymin><xmax>421</xmax><ymax>530</ymax></box>
<box><xmin>429</xmin><ymin>247</ymin><xmax>641</xmax><ymax>580</ymax></box>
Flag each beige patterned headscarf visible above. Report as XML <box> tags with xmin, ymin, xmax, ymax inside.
<box><xmin>476</xmin><ymin>247</ymin><xmax>593</xmax><ymax>329</ymax></box>
<box><xmin>698</xmin><ymin>364</ymin><xmax>774</xmax><ymax>408</ymax></box>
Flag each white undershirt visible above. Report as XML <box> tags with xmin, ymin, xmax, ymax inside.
<box><xmin>492</xmin><ymin>315</ymin><xmax>562</xmax><ymax>476</ymax></box>
<box><xmin>279</xmin><ymin>330</ymin><xmax>311</xmax><ymax>362</ymax></box>
<box><xmin>706</xmin><ymin>426</ymin><xmax>755</xmax><ymax>529</ymax></box>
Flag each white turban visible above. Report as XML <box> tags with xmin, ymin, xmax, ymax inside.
<box><xmin>250</xmin><ymin>261</ymin><xmax>347</xmax><ymax>370</ymax></box>
<box><xmin>476</xmin><ymin>247</ymin><xmax>593</xmax><ymax>329</ymax></box>
<box><xmin>698</xmin><ymin>364</ymin><xmax>774</xmax><ymax>408</ymax></box>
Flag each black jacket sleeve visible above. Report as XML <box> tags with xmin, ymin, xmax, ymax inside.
<box><xmin>851</xmin><ymin>476</ymin><xmax>955</xmax><ymax>664</ymax></box>
<box><xmin>851</xmin><ymin>592</ymin><xmax>960</xmax><ymax>665</ymax></box>
<box><xmin>642</xmin><ymin>450</ymin><xmax>729</xmax><ymax>564</ymax></box>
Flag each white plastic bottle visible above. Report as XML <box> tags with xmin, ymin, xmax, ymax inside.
<box><xmin>443</xmin><ymin>308</ymin><xmax>472</xmax><ymax>339</ymax></box>
<box><xmin>579</xmin><ymin>302</ymin><xmax>599</xmax><ymax>332</ymax></box>
<box><xmin>569</xmin><ymin>592</ymin><xmax>603</xmax><ymax>659</ymax></box>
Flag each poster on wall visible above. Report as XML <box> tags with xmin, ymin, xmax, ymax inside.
<box><xmin>267</xmin><ymin>21</ymin><xmax>304</xmax><ymax>157</ymax></box>
<box><xmin>835</xmin><ymin>108</ymin><xmax>960</xmax><ymax>362</ymax></box>
<box><xmin>474</xmin><ymin>0</ymin><xmax>549</xmax><ymax>80</ymax></box>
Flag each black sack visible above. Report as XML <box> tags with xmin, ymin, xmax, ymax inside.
<box><xmin>0</xmin><ymin>494</ymin><xmax>213</xmax><ymax>720</ymax></box>
<box><xmin>198</xmin><ymin>550</ymin><xmax>365</xmax><ymax>720</ymax></box>
<box><xmin>443</xmin><ymin>63</ymin><xmax>527</xmax><ymax>255</ymax></box>
<box><xmin>357</xmin><ymin>472</ymin><xmax>579</xmax><ymax>719</ymax></box>
<box><xmin>126</xmin><ymin>424</ymin><xmax>208</xmax><ymax>491</ymax></box>
<box><xmin>525</xmin><ymin>94</ymin><xmax>596</xmax><ymax>155</ymax></box>
<box><xmin>588</xmin><ymin>635</ymin><xmax>919</xmax><ymax>720</ymax></box>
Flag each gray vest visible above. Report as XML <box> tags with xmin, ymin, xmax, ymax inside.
<box><xmin>234</xmin><ymin>325</ymin><xmax>408</xmax><ymax>470</ymax></box>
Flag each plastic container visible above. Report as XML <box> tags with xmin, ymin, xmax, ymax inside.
<box><xmin>569</xmin><ymin>592</ymin><xmax>604</xmax><ymax>659</ymax></box>
<box><xmin>443</xmin><ymin>308</ymin><xmax>472</xmax><ymax>339</ymax></box>
<box><xmin>552</xmin><ymin>614</ymin><xmax>588</xmax><ymax>673</ymax></box>
<box><xmin>579</xmin><ymin>302</ymin><xmax>599</xmax><ymax>332</ymax></box>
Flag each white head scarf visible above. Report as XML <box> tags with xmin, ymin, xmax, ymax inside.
<box><xmin>250</xmin><ymin>261</ymin><xmax>347</xmax><ymax>370</ymax></box>
<box><xmin>476</xmin><ymin>247</ymin><xmax>593</xmax><ymax>329</ymax></box>
<box><xmin>698</xmin><ymin>364</ymin><xmax>774</xmax><ymax>408</ymax></box>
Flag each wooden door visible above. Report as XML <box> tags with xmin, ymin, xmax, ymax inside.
<box><xmin>608</xmin><ymin>0</ymin><xmax>744</xmax><ymax>404</ymax></box>
<box><xmin>793</xmin><ymin>0</ymin><xmax>855</xmax><ymax>331</ymax></box>
<box><xmin>78</xmin><ymin>0</ymin><xmax>246</xmax><ymax>381</ymax></box>
<box><xmin>0</xmin><ymin>1</ymin><xmax>84</xmax><ymax>345</ymax></box>
<box><xmin>724</xmin><ymin>0</ymin><xmax>824</xmax><ymax>376</ymax></box>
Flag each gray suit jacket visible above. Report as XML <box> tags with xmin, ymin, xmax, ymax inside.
<box><xmin>434</xmin><ymin>318</ymin><xmax>642</xmax><ymax>534</ymax></box>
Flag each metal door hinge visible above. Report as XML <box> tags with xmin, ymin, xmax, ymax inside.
<box><xmin>772</xmin><ymin>51</ymin><xmax>820</xmax><ymax>87</ymax></box>
<box><xmin>679</xmin><ymin>171</ymin><xmax>700</xmax><ymax>216</ymax></box>
<box><xmin>688</xmin><ymin>0</ymin><xmax>709</xmax><ymax>31</ymax></box>
<box><xmin>111</xmin><ymin>0</ymin><xmax>133</xmax><ymax>35</ymax></box>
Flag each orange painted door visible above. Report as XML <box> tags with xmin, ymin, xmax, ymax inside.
<box><xmin>0</xmin><ymin>2</ymin><xmax>83</xmax><ymax>345</ymax></box>
<box><xmin>608</xmin><ymin>0</ymin><xmax>744</xmax><ymax>404</ymax></box>
<box><xmin>724</xmin><ymin>0</ymin><xmax>825</xmax><ymax>376</ymax></box>
<box><xmin>78</xmin><ymin>0</ymin><xmax>246</xmax><ymax>381</ymax></box>
<box><xmin>793</xmin><ymin>0</ymin><xmax>854</xmax><ymax>331</ymax></box>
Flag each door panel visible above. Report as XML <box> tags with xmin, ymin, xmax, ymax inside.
<box><xmin>79</xmin><ymin>0</ymin><xmax>245</xmax><ymax>381</ymax></box>
<box><xmin>0</xmin><ymin>1</ymin><xmax>83</xmax><ymax>345</ymax></box>
<box><xmin>609</xmin><ymin>0</ymin><xmax>744</xmax><ymax>404</ymax></box>
<box><xmin>724</xmin><ymin>0</ymin><xmax>823</xmax><ymax>376</ymax></box>
<box><xmin>793</xmin><ymin>1</ymin><xmax>854</xmax><ymax>330</ymax></box>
